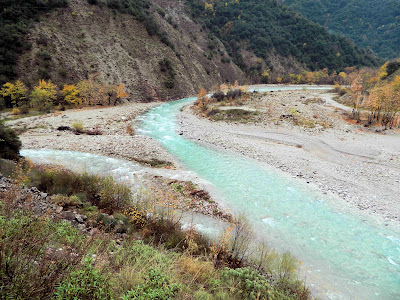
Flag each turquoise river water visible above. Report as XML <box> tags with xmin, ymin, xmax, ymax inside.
<box><xmin>21</xmin><ymin>86</ymin><xmax>400</xmax><ymax>299</ymax></box>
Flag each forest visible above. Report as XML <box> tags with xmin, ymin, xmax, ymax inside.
<box><xmin>186</xmin><ymin>0</ymin><xmax>381</xmax><ymax>74</ymax></box>
<box><xmin>281</xmin><ymin>0</ymin><xmax>400</xmax><ymax>59</ymax></box>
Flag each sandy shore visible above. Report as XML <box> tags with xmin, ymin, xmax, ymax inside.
<box><xmin>177</xmin><ymin>88</ymin><xmax>400</xmax><ymax>225</ymax></box>
<box><xmin>7</xmin><ymin>102</ymin><xmax>179</xmax><ymax>166</ymax></box>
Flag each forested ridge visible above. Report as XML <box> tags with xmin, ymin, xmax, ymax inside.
<box><xmin>281</xmin><ymin>0</ymin><xmax>400</xmax><ymax>59</ymax></box>
<box><xmin>186</xmin><ymin>0</ymin><xmax>381</xmax><ymax>74</ymax></box>
<box><xmin>0</xmin><ymin>0</ymin><xmax>384</xmax><ymax>90</ymax></box>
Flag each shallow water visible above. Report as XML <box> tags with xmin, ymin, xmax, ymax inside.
<box><xmin>136</xmin><ymin>88</ymin><xmax>400</xmax><ymax>299</ymax></box>
<box><xmin>22</xmin><ymin>86</ymin><xmax>400</xmax><ymax>299</ymax></box>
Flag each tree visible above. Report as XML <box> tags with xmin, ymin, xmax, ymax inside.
<box><xmin>194</xmin><ymin>88</ymin><xmax>210</xmax><ymax>113</ymax></box>
<box><xmin>364</xmin><ymin>76</ymin><xmax>400</xmax><ymax>129</ymax></box>
<box><xmin>114</xmin><ymin>83</ymin><xmax>129</xmax><ymax>105</ymax></box>
<box><xmin>30</xmin><ymin>80</ymin><xmax>57</xmax><ymax>111</ymax></box>
<box><xmin>350</xmin><ymin>73</ymin><xmax>366</xmax><ymax>122</ymax></box>
<box><xmin>77</xmin><ymin>80</ymin><xmax>115</xmax><ymax>106</ymax></box>
<box><xmin>0</xmin><ymin>81</ymin><xmax>28</xmax><ymax>108</ymax></box>
<box><xmin>0</xmin><ymin>120</ymin><xmax>21</xmax><ymax>161</ymax></box>
<box><xmin>61</xmin><ymin>84</ymin><xmax>82</xmax><ymax>107</ymax></box>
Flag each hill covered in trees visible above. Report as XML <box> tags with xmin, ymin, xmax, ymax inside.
<box><xmin>186</xmin><ymin>0</ymin><xmax>381</xmax><ymax>76</ymax></box>
<box><xmin>280</xmin><ymin>0</ymin><xmax>400</xmax><ymax>59</ymax></box>
<box><xmin>0</xmin><ymin>0</ymin><xmax>383</xmax><ymax>101</ymax></box>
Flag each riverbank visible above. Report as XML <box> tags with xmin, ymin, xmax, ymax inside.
<box><xmin>178</xmin><ymin>87</ymin><xmax>400</xmax><ymax>225</ymax></box>
<box><xmin>6</xmin><ymin>102</ymin><xmax>179</xmax><ymax>167</ymax></box>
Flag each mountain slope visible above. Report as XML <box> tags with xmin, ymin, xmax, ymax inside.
<box><xmin>15</xmin><ymin>0</ymin><xmax>246</xmax><ymax>101</ymax></box>
<box><xmin>280</xmin><ymin>0</ymin><xmax>400</xmax><ymax>59</ymax></box>
<box><xmin>2</xmin><ymin>0</ymin><xmax>383</xmax><ymax>102</ymax></box>
<box><xmin>186</xmin><ymin>0</ymin><xmax>381</xmax><ymax>75</ymax></box>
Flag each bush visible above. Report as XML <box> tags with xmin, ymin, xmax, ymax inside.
<box><xmin>11</xmin><ymin>107</ymin><xmax>20</xmax><ymax>115</ymax></box>
<box><xmin>226</xmin><ymin>89</ymin><xmax>241</xmax><ymax>100</ymax></box>
<box><xmin>121</xmin><ymin>267</ymin><xmax>180</xmax><ymax>300</ymax></box>
<box><xmin>213</xmin><ymin>90</ymin><xmax>225</xmax><ymax>101</ymax></box>
<box><xmin>55</xmin><ymin>257</ymin><xmax>112</xmax><ymax>300</ymax></box>
<box><xmin>164</xmin><ymin>77</ymin><xmax>175</xmax><ymax>89</ymax></box>
<box><xmin>71</xmin><ymin>122</ymin><xmax>84</xmax><ymax>133</ymax></box>
<box><xmin>157</xmin><ymin>7</ymin><xmax>166</xmax><ymax>17</ymax></box>
<box><xmin>220</xmin><ymin>267</ymin><xmax>271</xmax><ymax>299</ymax></box>
<box><xmin>0</xmin><ymin>120</ymin><xmax>21</xmax><ymax>161</ymax></box>
<box><xmin>28</xmin><ymin>166</ymin><xmax>132</xmax><ymax>213</ymax></box>
<box><xmin>0</xmin><ymin>212</ymin><xmax>83</xmax><ymax>299</ymax></box>
<box><xmin>38</xmin><ymin>51</ymin><xmax>52</xmax><ymax>61</ymax></box>
<box><xmin>20</xmin><ymin>106</ymin><xmax>30</xmax><ymax>114</ymax></box>
<box><xmin>50</xmin><ymin>194</ymin><xmax>82</xmax><ymax>208</ymax></box>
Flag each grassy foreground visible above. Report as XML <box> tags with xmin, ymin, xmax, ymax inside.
<box><xmin>0</xmin><ymin>159</ymin><xmax>310</xmax><ymax>299</ymax></box>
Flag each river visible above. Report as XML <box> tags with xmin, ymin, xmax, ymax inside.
<box><xmin>22</xmin><ymin>85</ymin><xmax>400</xmax><ymax>299</ymax></box>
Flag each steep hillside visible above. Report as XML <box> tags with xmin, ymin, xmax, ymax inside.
<box><xmin>15</xmin><ymin>0</ymin><xmax>246</xmax><ymax>101</ymax></box>
<box><xmin>2</xmin><ymin>0</ymin><xmax>383</xmax><ymax>102</ymax></box>
<box><xmin>281</xmin><ymin>0</ymin><xmax>400</xmax><ymax>59</ymax></box>
<box><xmin>0</xmin><ymin>0</ymin><xmax>68</xmax><ymax>83</ymax></box>
<box><xmin>186</xmin><ymin>0</ymin><xmax>381</xmax><ymax>77</ymax></box>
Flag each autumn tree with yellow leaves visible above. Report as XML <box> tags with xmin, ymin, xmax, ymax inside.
<box><xmin>76</xmin><ymin>80</ymin><xmax>129</xmax><ymax>106</ymax></box>
<box><xmin>0</xmin><ymin>80</ymin><xmax>28</xmax><ymax>108</ymax></box>
<box><xmin>349</xmin><ymin>73</ymin><xmax>366</xmax><ymax>122</ymax></box>
<box><xmin>61</xmin><ymin>84</ymin><xmax>82</xmax><ymax>107</ymax></box>
<box><xmin>30</xmin><ymin>80</ymin><xmax>57</xmax><ymax>111</ymax></box>
<box><xmin>365</xmin><ymin>76</ymin><xmax>400</xmax><ymax>129</ymax></box>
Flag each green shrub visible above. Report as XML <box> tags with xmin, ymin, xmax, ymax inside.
<box><xmin>122</xmin><ymin>267</ymin><xmax>180</xmax><ymax>300</ymax></box>
<box><xmin>164</xmin><ymin>77</ymin><xmax>175</xmax><ymax>89</ymax></box>
<box><xmin>0</xmin><ymin>213</ymin><xmax>83</xmax><ymax>299</ymax></box>
<box><xmin>38</xmin><ymin>51</ymin><xmax>52</xmax><ymax>61</ymax></box>
<box><xmin>157</xmin><ymin>7</ymin><xmax>166</xmax><ymax>17</ymax></box>
<box><xmin>50</xmin><ymin>194</ymin><xmax>82</xmax><ymax>207</ymax></box>
<box><xmin>28</xmin><ymin>167</ymin><xmax>132</xmax><ymax>213</ymax></box>
<box><xmin>220</xmin><ymin>267</ymin><xmax>271</xmax><ymax>299</ymax></box>
<box><xmin>98</xmin><ymin>176</ymin><xmax>132</xmax><ymax>212</ymax></box>
<box><xmin>71</xmin><ymin>122</ymin><xmax>84</xmax><ymax>133</ymax></box>
<box><xmin>55</xmin><ymin>257</ymin><xmax>112</xmax><ymax>300</ymax></box>
<box><xmin>0</xmin><ymin>120</ymin><xmax>21</xmax><ymax>161</ymax></box>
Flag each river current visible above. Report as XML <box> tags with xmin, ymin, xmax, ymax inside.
<box><xmin>21</xmin><ymin>86</ymin><xmax>400</xmax><ymax>299</ymax></box>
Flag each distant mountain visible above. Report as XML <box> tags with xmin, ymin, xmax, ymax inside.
<box><xmin>280</xmin><ymin>0</ymin><xmax>400</xmax><ymax>59</ymax></box>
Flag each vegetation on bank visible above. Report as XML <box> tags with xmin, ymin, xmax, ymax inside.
<box><xmin>0</xmin><ymin>77</ymin><xmax>129</xmax><ymax>112</ymax></box>
<box><xmin>337</xmin><ymin>60</ymin><xmax>400</xmax><ymax>129</ymax></box>
<box><xmin>0</xmin><ymin>156</ymin><xmax>311</xmax><ymax>299</ymax></box>
<box><xmin>193</xmin><ymin>60</ymin><xmax>400</xmax><ymax>130</ymax></box>
<box><xmin>0</xmin><ymin>120</ymin><xmax>22</xmax><ymax>161</ymax></box>
<box><xmin>186</xmin><ymin>0</ymin><xmax>381</xmax><ymax>77</ymax></box>
<box><xmin>281</xmin><ymin>0</ymin><xmax>400</xmax><ymax>60</ymax></box>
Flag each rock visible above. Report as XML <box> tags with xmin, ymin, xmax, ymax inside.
<box><xmin>62</xmin><ymin>211</ymin><xmax>76</xmax><ymax>221</ymax></box>
<box><xmin>75</xmin><ymin>214</ymin><xmax>84</xmax><ymax>223</ymax></box>
<box><xmin>56</xmin><ymin>206</ymin><xmax>63</xmax><ymax>213</ymax></box>
<box><xmin>96</xmin><ymin>213</ymin><xmax>117</xmax><ymax>230</ymax></box>
<box><xmin>30</xmin><ymin>187</ymin><xmax>40</xmax><ymax>193</ymax></box>
<box><xmin>57</xmin><ymin>126</ymin><xmax>70</xmax><ymax>131</ymax></box>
